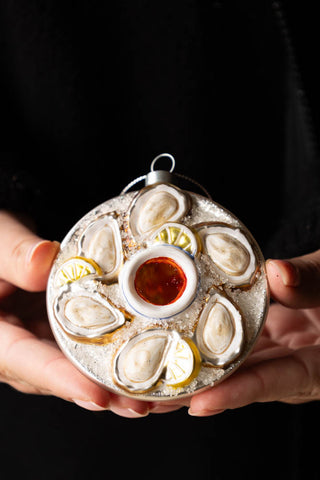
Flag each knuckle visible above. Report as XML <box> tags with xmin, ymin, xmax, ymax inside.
<box><xmin>10</xmin><ymin>238</ymin><xmax>32</xmax><ymax>265</ymax></box>
<box><xmin>302</xmin><ymin>251</ymin><xmax>320</xmax><ymax>280</ymax></box>
<box><xmin>292</xmin><ymin>348</ymin><xmax>320</xmax><ymax>400</ymax></box>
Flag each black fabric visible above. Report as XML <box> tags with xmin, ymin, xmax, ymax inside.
<box><xmin>1</xmin><ymin>1</ymin><xmax>319</xmax><ymax>257</ymax></box>
<box><xmin>1</xmin><ymin>0</ymin><xmax>287</xmax><ymax>245</ymax></box>
<box><xmin>0</xmin><ymin>2</ymin><xmax>319</xmax><ymax>479</ymax></box>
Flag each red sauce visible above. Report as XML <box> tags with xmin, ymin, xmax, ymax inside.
<box><xmin>134</xmin><ymin>256</ymin><xmax>187</xmax><ymax>306</ymax></box>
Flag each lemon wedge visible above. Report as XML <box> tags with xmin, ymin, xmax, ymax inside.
<box><xmin>55</xmin><ymin>256</ymin><xmax>102</xmax><ymax>287</ymax></box>
<box><xmin>152</xmin><ymin>223</ymin><xmax>198</xmax><ymax>257</ymax></box>
<box><xmin>165</xmin><ymin>337</ymin><xmax>201</xmax><ymax>388</ymax></box>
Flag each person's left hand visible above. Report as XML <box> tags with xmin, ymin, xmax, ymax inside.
<box><xmin>0</xmin><ymin>211</ymin><xmax>151</xmax><ymax>418</ymax></box>
<box><xmin>184</xmin><ymin>251</ymin><xmax>320</xmax><ymax>416</ymax></box>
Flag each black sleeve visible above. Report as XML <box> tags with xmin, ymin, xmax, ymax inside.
<box><xmin>265</xmin><ymin>2</ymin><xmax>320</xmax><ymax>259</ymax></box>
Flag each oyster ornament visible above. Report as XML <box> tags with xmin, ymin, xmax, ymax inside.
<box><xmin>196</xmin><ymin>291</ymin><xmax>244</xmax><ymax>366</ymax></box>
<box><xmin>47</xmin><ymin>153</ymin><xmax>269</xmax><ymax>400</ymax></box>
<box><xmin>198</xmin><ymin>224</ymin><xmax>257</xmax><ymax>286</ymax></box>
<box><xmin>114</xmin><ymin>330</ymin><xmax>172</xmax><ymax>392</ymax></box>
<box><xmin>114</xmin><ymin>330</ymin><xmax>201</xmax><ymax>392</ymax></box>
<box><xmin>79</xmin><ymin>215</ymin><xmax>123</xmax><ymax>279</ymax></box>
<box><xmin>54</xmin><ymin>290</ymin><xmax>125</xmax><ymax>339</ymax></box>
<box><xmin>129</xmin><ymin>183</ymin><xmax>189</xmax><ymax>238</ymax></box>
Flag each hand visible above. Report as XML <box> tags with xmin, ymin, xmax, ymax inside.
<box><xmin>187</xmin><ymin>251</ymin><xmax>320</xmax><ymax>416</ymax></box>
<box><xmin>0</xmin><ymin>211</ymin><xmax>150</xmax><ymax>418</ymax></box>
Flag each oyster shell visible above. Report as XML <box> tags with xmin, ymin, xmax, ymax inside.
<box><xmin>80</xmin><ymin>215</ymin><xmax>123</xmax><ymax>279</ymax></box>
<box><xmin>114</xmin><ymin>330</ymin><xmax>172</xmax><ymax>392</ymax></box>
<box><xmin>54</xmin><ymin>291</ymin><xmax>125</xmax><ymax>338</ymax></box>
<box><xmin>114</xmin><ymin>330</ymin><xmax>200</xmax><ymax>392</ymax></box>
<box><xmin>199</xmin><ymin>225</ymin><xmax>256</xmax><ymax>286</ymax></box>
<box><xmin>129</xmin><ymin>184</ymin><xmax>189</xmax><ymax>237</ymax></box>
<box><xmin>150</xmin><ymin>222</ymin><xmax>199</xmax><ymax>257</ymax></box>
<box><xmin>196</xmin><ymin>292</ymin><xmax>243</xmax><ymax>366</ymax></box>
<box><xmin>119</xmin><ymin>245</ymin><xmax>198</xmax><ymax>318</ymax></box>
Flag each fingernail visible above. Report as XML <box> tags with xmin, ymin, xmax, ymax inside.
<box><xmin>27</xmin><ymin>240</ymin><xmax>60</xmax><ymax>266</ymax></box>
<box><xmin>27</xmin><ymin>239</ymin><xmax>45</xmax><ymax>264</ymax></box>
<box><xmin>188</xmin><ymin>408</ymin><xmax>225</xmax><ymax>417</ymax></box>
<box><xmin>267</xmin><ymin>260</ymin><xmax>300</xmax><ymax>287</ymax></box>
<box><xmin>111</xmin><ymin>406</ymin><xmax>149</xmax><ymax>418</ymax></box>
<box><xmin>127</xmin><ymin>408</ymin><xmax>149</xmax><ymax>418</ymax></box>
<box><xmin>150</xmin><ymin>404</ymin><xmax>182</xmax><ymax>414</ymax></box>
<box><xmin>73</xmin><ymin>399</ymin><xmax>109</xmax><ymax>411</ymax></box>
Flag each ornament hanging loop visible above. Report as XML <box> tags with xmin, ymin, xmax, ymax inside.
<box><xmin>120</xmin><ymin>152</ymin><xmax>212</xmax><ymax>200</ymax></box>
<box><xmin>120</xmin><ymin>153</ymin><xmax>176</xmax><ymax>194</ymax></box>
<box><xmin>150</xmin><ymin>153</ymin><xmax>175</xmax><ymax>173</ymax></box>
<box><xmin>146</xmin><ymin>153</ymin><xmax>175</xmax><ymax>186</ymax></box>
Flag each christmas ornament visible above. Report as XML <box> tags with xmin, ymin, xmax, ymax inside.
<box><xmin>47</xmin><ymin>154</ymin><xmax>269</xmax><ymax>400</ymax></box>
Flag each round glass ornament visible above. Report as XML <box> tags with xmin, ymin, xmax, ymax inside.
<box><xmin>46</xmin><ymin>154</ymin><xmax>269</xmax><ymax>400</ymax></box>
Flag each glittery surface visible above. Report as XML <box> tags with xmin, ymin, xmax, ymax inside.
<box><xmin>46</xmin><ymin>189</ymin><xmax>269</xmax><ymax>400</ymax></box>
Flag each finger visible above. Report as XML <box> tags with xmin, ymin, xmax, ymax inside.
<box><xmin>0</xmin><ymin>377</ymin><xmax>46</xmax><ymax>394</ymax></box>
<box><xmin>0</xmin><ymin>320</ymin><xmax>110</xmax><ymax>410</ymax></box>
<box><xmin>149</xmin><ymin>397</ymin><xmax>190</xmax><ymax>414</ymax></box>
<box><xmin>0</xmin><ymin>319</ymin><xmax>153</xmax><ymax>416</ymax></box>
<box><xmin>188</xmin><ymin>347</ymin><xmax>319</xmax><ymax>416</ymax></box>
<box><xmin>108</xmin><ymin>393</ymin><xmax>150</xmax><ymax>418</ymax></box>
<box><xmin>266</xmin><ymin>250</ymin><xmax>320</xmax><ymax>308</ymax></box>
<box><xmin>0</xmin><ymin>211</ymin><xmax>60</xmax><ymax>291</ymax></box>
<box><xmin>0</xmin><ymin>280</ymin><xmax>17</xmax><ymax>299</ymax></box>
<box><xmin>149</xmin><ymin>403</ymin><xmax>185</xmax><ymax>414</ymax></box>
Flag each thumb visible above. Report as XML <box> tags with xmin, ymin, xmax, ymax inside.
<box><xmin>266</xmin><ymin>250</ymin><xmax>320</xmax><ymax>308</ymax></box>
<box><xmin>0</xmin><ymin>211</ymin><xmax>60</xmax><ymax>291</ymax></box>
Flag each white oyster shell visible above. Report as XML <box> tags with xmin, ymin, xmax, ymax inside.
<box><xmin>80</xmin><ymin>215</ymin><xmax>123</xmax><ymax>279</ymax></box>
<box><xmin>114</xmin><ymin>330</ymin><xmax>199</xmax><ymax>392</ymax></box>
<box><xmin>196</xmin><ymin>292</ymin><xmax>243</xmax><ymax>366</ymax></box>
<box><xmin>54</xmin><ymin>291</ymin><xmax>125</xmax><ymax>338</ymax></box>
<box><xmin>114</xmin><ymin>330</ymin><xmax>172</xmax><ymax>392</ymax></box>
<box><xmin>199</xmin><ymin>225</ymin><xmax>256</xmax><ymax>286</ymax></box>
<box><xmin>129</xmin><ymin>184</ymin><xmax>189</xmax><ymax>237</ymax></box>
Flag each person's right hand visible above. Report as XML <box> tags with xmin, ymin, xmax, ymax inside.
<box><xmin>0</xmin><ymin>211</ymin><xmax>151</xmax><ymax>418</ymax></box>
<box><xmin>186</xmin><ymin>253</ymin><xmax>320</xmax><ymax>416</ymax></box>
